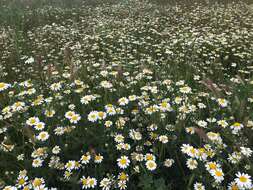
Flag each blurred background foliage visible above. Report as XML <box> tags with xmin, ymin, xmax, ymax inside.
<box><xmin>0</xmin><ymin>0</ymin><xmax>252</xmax><ymax>29</ymax></box>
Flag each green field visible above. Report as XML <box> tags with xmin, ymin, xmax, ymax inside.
<box><xmin>0</xmin><ymin>0</ymin><xmax>253</xmax><ymax>189</ymax></box>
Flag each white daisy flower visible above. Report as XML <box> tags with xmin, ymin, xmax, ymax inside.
<box><xmin>118</xmin><ymin>97</ymin><xmax>129</xmax><ymax>106</ymax></box>
<box><xmin>37</xmin><ymin>131</ymin><xmax>49</xmax><ymax>141</ymax></box>
<box><xmin>235</xmin><ymin>172</ymin><xmax>252</xmax><ymax>189</ymax></box>
<box><xmin>194</xmin><ymin>182</ymin><xmax>205</xmax><ymax>190</ymax></box>
<box><xmin>26</xmin><ymin>117</ymin><xmax>40</xmax><ymax>126</ymax></box>
<box><xmin>0</xmin><ymin>82</ymin><xmax>11</xmax><ymax>92</ymax></box>
<box><xmin>211</xmin><ymin>169</ymin><xmax>224</xmax><ymax>183</ymax></box>
<box><xmin>117</xmin><ymin>156</ymin><xmax>130</xmax><ymax>169</ymax></box>
<box><xmin>146</xmin><ymin>160</ymin><xmax>157</xmax><ymax>171</ymax></box>
<box><xmin>88</xmin><ymin>111</ymin><xmax>99</xmax><ymax>122</ymax></box>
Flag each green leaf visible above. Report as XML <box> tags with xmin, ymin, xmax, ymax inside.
<box><xmin>154</xmin><ymin>178</ymin><xmax>167</xmax><ymax>190</ymax></box>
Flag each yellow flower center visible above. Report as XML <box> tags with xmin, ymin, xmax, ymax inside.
<box><xmin>119</xmin><ymin>173</ymin><xmax>127</xmax><ymax>181</ymax></box>
<box><xmin>239</xmin><ymin>176</ymin><xmax>248</xmax><ymax>183</ymax></box>
<box><xmin>30</xmin><ymin>119</ymin><xmax>36</xmax><ymax>124</ymax></box>
<box><xmin>89</xmin><ymin>179</ymin><xmax>95</xmax><ymax>185</ymax></box>
<box><xmin>18</xmin><ymin>178</ymin><xmax>26</xmax><ymax>185</ymax></box>
<box><xmin>231</xmin><ymin>184</ymin><xmax>239</xmax><ymax>190</ymax></box>
<box><xmin>98</xmin><ymin>112</ymin><xmax>104</xmax><ymax>118</ymax></box>
<box><xmin>146</xmin><ymin>155</ymin><xmax>153</xmax><ymax>160</ymax></box>
<box><xmin>120</xmin><ymin>159</ymin><xmax>127</xmax><ymax>165</ymax></box>
<box><xmin>82</xmin><ymin>179</ymin><xmax>88</xmax><ymax>185</ymax></box>
<box><xmin>209</xmin><ymin>163</ymin><xmax>217</xmax><ymax>170</ymax></box>
<box><xmin>71</xmin><ymin>115</ymin><xmax>78</xmax><ymax>121</ymax></box>
<box><xmin>215</xmin><ymin>170</ymin><xmax>223</xmax><ymax>177</ymax></box>
<box><xmin>233</xmin><ymin>123</ymin><xmax>242</xmax><ymax>127</ymax></box>
<box><xmin>36</xmin><ymin>124</ymin><xmax>43</xmax><ymax>129</ymax></box>
<box><xmin>33</xmin><ymin>179</ymin><xmax>42</xmax><ymax>187</ymax></box>
<box><xmin>67</xmin><ymin>112</ymin><xmax>74</xmax><ymax>117</ymax></box>
<box><xmin>190</xmin><ymin>148</ymin><xmax>196</xmax><ymax>154</ymax></box>
<box><xmin>15</xmin><ymin>102</ymin><xmax>22</xmax><ymax>107</ymax></box>
<box><xmin>161</xmin><ymin>102</ymin><xmax>167</xmax><ymax>107</ymax></box>
<box><xmin>148</xmin><ymin>162</ymin><xmax>155</xmax><ymax>168</ymax></box>
<box><xmin>0</xmin><ymin>83</ymin><xmax>6</xmax><ymax>88</ymax></box>
<box><xmin>82</xmin><ymin>155</ymin><xmax>90</xmax><ymax>161</ymax></box>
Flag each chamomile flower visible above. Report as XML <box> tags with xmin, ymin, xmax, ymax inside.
<box><xmin>87</xmin><ymin>177</ymin><xmax>97</xmax><ymax>188</ymax></box>
<box><xmin>81</xmin><ymin>176</ymin><xmax>97</xmax><ymax>189</ymax></box>
<box><xmin>65</xmin><ymin>160</ymin><xmax>76</xmax><ymax>171</ymax></box>
<box><xmin>118</xmin><ymin>172</ymin><xmax>129</xmax><ymax>181</ymax></box>
<box><xmin>34</xmin><ymin>122</ymin><xmax>45</xmax><ymax>131</ymax></box>
<box><xmin>65</xmin><ymin>111</ymin><xmax>75</xmax><ymax>119</ymax></box>
<box><xmin>228</xmin><ymin>152</ymin><xmax>242</xmax><ymax>164</ymax></box>
<box><xmin>94</xmin><ymin>154</ymin><xmax>103</xmax><ymax>163</ymax></box>
<box><xmin>159</xmin><ymin>101</ymin><xmax>172</xmax><ymax>112</ymax></box>
<box><xmin>227</xmin><ymin>181</ymin><xmax>239</xmax><ymax>190</ymax></box>
<box><xmin>0</xmin><ymin>82</ymin><xmax>11</xmax><ymax>92</ymax></box>
<box><xmin>240</xmin><ymin>147</ymin><xmax>252</xmax><ymax>157</ymax></box>
<box><xmin>69</xmin><ymin>113</ymin><xmax>81</xmax><ymax>123</ymax></box>
<box><xmin>114</xmin><ymin>134</ymin><xmax>125</xmax><ymax>143</ymax></box>
<box><xmin>217</xmin><ymin>98</ymin><xmax>228</xmax><ymax>107</ymax></box>
<box><xmin>100</xmin><ymin>80</ymin><xmax>113</xmax><ymax>89</ymax></box>
<box><xmin>174</xmin><ymin>96</ymin><xmax>183</xmax><ymax>104</ymax></box>
<box><xmin>164</xmin><ymin>159</ymin><xmax>174</xmax><ymax>168</ymax></box>
<box><xmin>32</xmin><ymin>178</ymin><xmax>45</xmax><ymax>188</ymax></box>
<box><xmin>100</xmin><ymin>178</ymin><xmax>112</xmax><ymax>190</ymax></box>
<box><xmin>146</xmin><ymin>160</ymin><xmax>157</xmax><ymax>171</ymax></box>
<box><xmin>118</xmin><ymin>180</ymin><xmax>127</xmax><ymax>190</ymax></box>
<box><xmin>17</xmin><ymin>175</ymin><xmax>28</xmax><ymax>188</ymax></box>
<box><xmin>44</xmin><ymin>110</ymin><xmax>55</xmax><ymax>117</ymax></box>
<box><xmin>186</xmin><ymin>158</ymin><xmax>198</xmax><ymax>170</ymax></box>
<box><xmin>194</xmin><ymin>182</ymin><xmax>205</xmax><ymax>190</ymax></box>
<box><xmin>104</xmin><ymin>120</ymin><xmax>113</xmax><ymax>128</ymax></box>
<box><xmin>235</xmin><ymin>172</ymin><xmax>252</xmax><ymax>189</ymax></box>
<box><xmin>97</xmin><ymin>111</ymin><xmax>107</xmax><ymax>120</ymax></box>
<box><xmin>145</xmin><ymin>153</ymin><xmax>156</xmax><ymax>161</ymax></box>
<box><xmin>211</xmin><ymin>169</ymin><xmax>224</xmax><ymax>183</ymax></box>
<box><xmin>12</xmin><ymin>101</ymin><xmax>25</xmax><ymax>111</ymax></box>
<box><xmin>230</xmin><ymin>122</ymin><xmax>244</xmax><ymax>134</ymax></box>
<box><xmin>88</xmin><ymin>111</ymin><xmax>98</xmax><ymax>122</ymax></box>
<box><xmin>37</xmin><ymin>131</ymin><xmax>49</xmax><ymax>141</ymax></box>
<box><xmin>80</xmin><ymin>176</ymin><xmax>89</xmax><ymax>189</ymax></box>
<box><xmin>52</xmin><ymin>146</ymin><xmax>61</xmax><ymax>154</ymax></box>
<box><xmin>3</xmin><ymin>186</ymin><xmax>17</xmax><ymax>190</ymax></box>
<box><xmin>26</xmin><ymin>117</ymin><xmax>40</xmax><ymax>126</ymax></box>
<box><xmin>81</xmin><ymin>95</ymin><xmax>96</xmax><ymax>104</ymax></box>
<box><xmin>117</xmin><ymin>156</ymin><xmax>130</xmax><ymax>169</ymax></box>
<box><xmin>159</xmin><ymin>135</ymin><xmax>169</xmax><ymax>144</ymax></box>
<box><xmin>181</xmin><ymin>144</ymin><xmax>192</xmax><ymax>154</ymax></box>
<box><xmin>54</xmin><ymin>126</ymin><xmax>65</xmax><ymax>136</ymax></box>
<box><xmin>205</xmin><ymin>162</ymin><xmax>220</xmax><ymax>171</ymax></box>
<box><xmin>180</xmin><ymin>86</ymin><xmax>192</xmax><ymax>94</ymax></box>
<box><xmin>50</xmin><ymin>82</ymin><xmax>62</xmax><ymax>91</ymax></box>
<box><xmin>129</xmin><ymin>129</ymin><xmax>142</xmax><ymax>141</ymax></box>
<box><xmin>80</xmin><ymin>153</ymin><xmax>91</xmax><ymax>164</ymax></box>
<box><xmin>64</xmin><ymin>171</ymin><xmax>72</xmax><ymax>180</ymax></box>
<box><xmin>32</xmin><ymin>158</ymin><xmax>43</xmax><ymax>168</ymax></box>
<box><xmin>197</xmin><ymin>120</ymin><xmax>208</xmax><ymax>128</ymax></box>
<box><xmin>129</xmin><ymin>95</ymin><xmax>137</xmax><ymax>101</ymax></box>
<box><xmin>118</xmin><ymin>97</ymin><xmax>129</xmax><ymax>106</ymax></box>
<box><xmin>217</xmin><ymin>120</ymin><xmax>229</xmax><ymax>128</ymax></box>
<box><xmin>188</xmin><ymin>147</ymin><xmax>198</xmax><ymax>158</ymax></box>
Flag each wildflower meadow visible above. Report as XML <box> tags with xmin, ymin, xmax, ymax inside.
<box><xmin>0</xmin><ymin>0</ymin><xmax>253</xmax><ymax>189</ymax></box>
